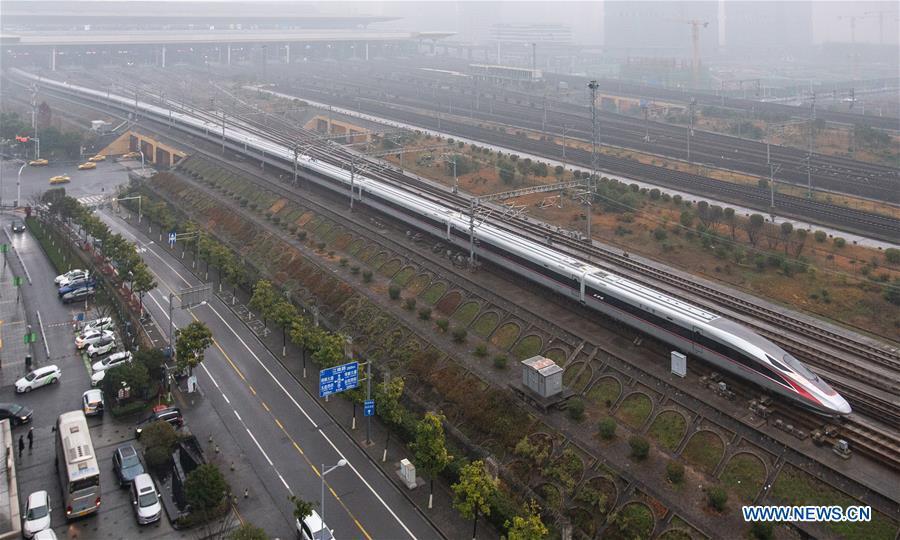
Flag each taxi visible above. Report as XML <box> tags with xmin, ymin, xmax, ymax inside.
<box><xmin>49</xmin><ymin>175</ymin><xmax>71</xmax><ymax>185</ymax></box>
<box><xmin>122</xmin><ymin>151</ymin><xmax>140</xmax><ymax>159</ymax></box>
<box><xmin>88</xmin><ymin>154</ymin><xmax>106</xmax><ymax>162</ymax></box>
<box><xmin>77</xmin><ymin>162</ymin><xmax>97</xmax><ymax>170</ymax></box>
<box><xmin>29</xmin><ymin>159</ymin><xmax>49</xmax><ymax>166</ymax></box>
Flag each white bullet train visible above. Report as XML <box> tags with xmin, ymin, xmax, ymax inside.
<box><xmin>12</xmin><ymin>69</ymin><xmax>851</xmax><ymax>415</ymax></box>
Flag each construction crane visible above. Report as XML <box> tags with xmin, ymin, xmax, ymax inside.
<box><xmin>837</xmin><ymin>15</ymin><xmax>860</xmax><ymax>44</ymax></box>
<box><xmin>864</xmin><ymin>9</ymin><xmax>899</xmax><ymax>45</ymax></box>
<box><xmin>670</xmin><ymin>19</ymin><xmax>709</xmax><ymax>86</ymax></box>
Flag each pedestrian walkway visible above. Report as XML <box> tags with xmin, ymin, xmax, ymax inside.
<box><xmin>0</xmin><ymin>241</ymin><xmax>33</xmax><ymax>380</ymax></box>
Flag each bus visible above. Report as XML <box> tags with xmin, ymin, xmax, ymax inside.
<box><xmin>54</xmin><ymin>411</ymin><xmax>101</xmax><ymax>519</ymax></box>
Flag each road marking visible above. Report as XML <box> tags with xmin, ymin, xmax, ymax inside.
<box><xmin>36</xmin><ymin>310</ymin><xmax>50</xmax><ymax>358</ymax></box>
<box><xmin>112</xmin><ymin>215</ymin><xmax>411</xmax><ymax>540</ymax></box>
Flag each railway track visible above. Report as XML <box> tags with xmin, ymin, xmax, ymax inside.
<box><xmin>275</xmin><ymin>82</ymin><xmax>900</xmax><ymax>240</ymax></box>
<box><xmin>284</xmin><ymin>61</ymin><xmax>899</xmax><ymax>202</ymax></box>
<box><xmin>21</xmin><ymin>69</ymin><xmax>900</xmax><ymax>466</ymax></box>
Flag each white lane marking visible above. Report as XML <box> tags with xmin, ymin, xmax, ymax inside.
<box><xmin>234</xmin><ymin>410</ymin><xmax>242</xmax><ymax>422</ymax></box>
<box><xmin>244</xmin><ymin>426</ymin><xmax>274</xmax><ymax>467</ymax></box>
<box><xmin>278</xmin><ymin>474</ymin><xmax>293</xmax><ymax>495</ymax></box>
<box><xmin>36</xmin><ymin>310</ymin><xmax>50</xmax><ymax>358</ymax></box>
<box><xmin>222</xmin><ymin>394</ymin><xmax>231</xmax><ymax>404</ymax></box>
<box><xmin>116</xmin><ymin>212</ymin><xmax>417</xmax><ymax>539</ymax></box>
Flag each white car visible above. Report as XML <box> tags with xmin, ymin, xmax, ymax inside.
<box><xmin>22</xmin><ymin>490</ymin><xmax>51</xmax><ymax>538</ymax></box>
<box><xmin>33</xmin><ymin>530</ymin><xmax>58</xmax><ymax>540</ymax></box>
<box><xmin>82</xmin><ymin>389</ymin><xmax>105</xmax><ymax>416</ymax></box>
<box><xmin>90</xmin><ymin>369</ymin><xmax>106</xmax><ymax>387</ymax></box>
<box><xmin>76</xmin><ymin>329</ymin><xmax>114</xmax><ymax>350</ymax></box>
<box><xmin>15</xmin><ymin>365</ymin><xmax>61</xmax><ymax>393</ymax></box>
<box><xmin>55</xmin><ymin>269</ymin><xmax>88</xmax><ymax>286</ymax></box>
<box><xmin>92</xmin><ymin>351</ymin><xmax>131</xmax><ymax>373</ymax></box>
<box><xmin>83</xmin><ymin>316</ymin><xmax>113</xmax><ymax>333</ymax></box>
<box><xmin>86</xmin><ymin>336</ymin><xmax>117</xmax><ymax>358</ymax></box>
<box><xmin>296</xmin><ymin>510</ymin><xmax>334</xmax><ymax>540</ymax></box>
<box><xmin>131</xmin><ymin>474</ymin><xmax>162</xmax><ymax>525</ymax></box>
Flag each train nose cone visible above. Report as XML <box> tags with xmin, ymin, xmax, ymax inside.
<box><xmin>832</xmin><ymin>394</ymin><xmax>852</xmax><ymax>415</ymax></box>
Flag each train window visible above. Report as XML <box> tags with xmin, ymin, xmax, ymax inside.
<box><xmin>782</xmin><ymin>353</ymin><xmax>818</xmax><ymax>381</ymax></box>
<box><xmin>766</xmin><ymin>354</ymin><xmax>790</xmax><ymax>372</ymax></box>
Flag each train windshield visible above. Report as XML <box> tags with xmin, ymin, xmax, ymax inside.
<box><xmin>782</xmin><ymin>353</ymin><xmax>818</xmax><ymax>381</ymax></box>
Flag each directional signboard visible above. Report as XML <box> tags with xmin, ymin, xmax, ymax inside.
<box><xmin>168</xmin><ymin>232</ymin><xmax>177</xmax><ymax>247</ymax></box>
<box><xmin>364</xmin><ymin>399</ymin><xmax>375</xmax><ymax>417</ymax></box>
<box><xmin>319</xmin><ymin>361</ymin><xmax>359</xmax><ymax>398</ymax></box>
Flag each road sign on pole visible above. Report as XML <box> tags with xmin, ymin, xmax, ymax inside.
<box><xmin>168</xmin><ymin>232</ymin><xmax>177</xmax><ymax>247</ymax></box>
<box><xmin>24</xmin><ymin>332</ymin><xmax>37</xmax><ymax>344</ymax></box>
<box><xmin>0</xmin><ymin>244</ymin><xmax>8</xmax><ymax>253</ymax></box>
<box><xmin>364</xmin><ymin>399</ymin><xmax>375</xmax><ymax>417</ymax></box>
<box><xmin>318</xmin><ymin>361</ymin><xmax>359</xmax><ymax>398</ymax></box>
<box><xmin>13</xmin><ymin>276</ymin><xmax>23</xmax><ymax>286</ymax></box>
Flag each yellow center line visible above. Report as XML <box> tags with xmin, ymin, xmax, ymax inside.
<box><xmin>261</xmin><ymin>401</ymin><xmax>270</xmax><ymax>412</ymax></box>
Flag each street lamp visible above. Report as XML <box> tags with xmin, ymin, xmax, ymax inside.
<box><xmin>320</xmin><ymin>459</ymin><xmax>347</xmax><ymax>540</ymax></box>
<box><xmin>15</xmin><ymin>161</ymin><xmax>28</xmax><ymax>208</ymax></box>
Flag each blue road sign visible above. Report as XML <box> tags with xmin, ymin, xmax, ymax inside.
<box><xmin>75</xmin><ymin>312</ymin><xmax>85</xmax><ymax>322</ymax></box>
<box><xmin>168</xmin><ymin>232</ymin><xmax>177</xmax><ymax>247</ymax></box>
<box><xmin>319</xmin><ymin>361</ymin><xmax>359</xmax><ymax>398</ymax></box>
<box><xmin>364</xmin><ymin>399</ymin><xmax>375</xmax><ymax>417</ymax></box>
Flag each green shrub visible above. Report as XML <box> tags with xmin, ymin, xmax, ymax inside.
<box><xmin>362</xmin><ymin>270</ymin><xmax>373</xmax><ymax>283</ymax></box>
<box><xmin>451</xmin><ymin>327</ymin><xmax>467</xmax><ymax>343</ymax></box>
<box><xmin>749</xmin><ymin>522</ymin><xmax>774</xmax><ymax>540</ymax></box>
<box><xmin>707</xmin><ymin>486</ymin><xmax>728</xmax><ymax>512</ymax></box>
<box><xmin>435</xmin><ymin>319</ymin><xmax>449</xmax><ymax>332</ymax></box>
<box><xmin>628</xmin><ymin>436</ymin><xmax>649</xmax><ymax>460</ymax></box>
<box><xmin>339</xmin><ymin>258</ymin><xmax>348</xmax><ymax>267</ymax></box>
<box><xmin>814</xmin><ymin>230</ymin><xmax>827</xmax><ymax>242</ymax></box>
<box><xmin>418</xmin><ymin>307</ymin><xmax>431</xmax><ymax>320</ymax></box>
<box><xmin>297</xmin><ymin>231</ymin><xmax>307</xmax><ymax>241</ymax></box>
<box><xmin>666</xmin><ymin>461</ymin><xmax>684</xmax><ymax>484</ymax></box>
<box><xmin>316</xmin><ymin>242</ymin><xmax>326</xmax><ymax>251</ymax></box>
<box><xmin>404</xmin><ymin>298</ymin><xmax>416</xmax><ymax>311</ymax></box>
<box><xmin>144</xmin><ymin>445</ymin><xmax>171</xmax><ymax>472</ymax></box>
<box><xmin>597</xmin><ymin>417</ymin><xmax>616</xmax><ymax>440</ymax></box>
<box><xmin>493</xmin><ymin>355</ymin><xmax>508</xmax><ymax>369</ymax></box>
<box><xmin>388</xmin><ymin>285</ymin><xmax>401</xmax><ymax>300</ymax></box>
<box><xmin>473</xmin><ymin>344</ymin><xmax>487</xmax><ymax>357</ymax></box>
<box><xmin>885</xmin><ymin>248</ymin><xmax>900</xmax><ymax>264</ymax></box>
<box><xmin>350</xmin><ymin>266</ymin><xmax>360</xmax><ymax>275</ymax></box>
<box><xmin>833</xmin><ymin>237</ymin><xmax>846</xmax><ymax>248</ymax></box>
<box><xmin>567</xmin><ymin>398</ymin><xmax>585</xmax><ymax>421</ymax></box>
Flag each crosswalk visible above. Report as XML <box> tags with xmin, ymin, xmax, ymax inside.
<box><xmin>77</xmin><ymin>194</ymin><xmax>109</xmax><ymax>208</ymax></box>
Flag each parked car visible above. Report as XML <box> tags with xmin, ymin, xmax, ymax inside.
<box><xmin>296</xmin><ymin>510</ymin><xmax>334</xmax><ymax>540</ymax></box>
<box><xmin>91</xmin><ymin>350</ymin><xmax>130</xmax><ymax>371</ymax></box>
<box><xmin>130</xmin><ymin>474</ymin><xmax>161</xmax><ymax>525</ymax></box>
<box><xmin>15</xmin><ymin>365</ymin><xmax>60</xmax><ymax>393</ymax></box>
<box><xmin>11</xmin><ymin>220</ymin><xmax>26</xmax><ymax>233</ymax></box>
<box><xmin>55</xmin><ymin>269</ymin><xmax>87</xmax><ymax>285</ymax></box>
<box><xmin>0</xmin><ymin>402</ymin><xmax>33</xmax><ymax>426</ymax></box>
<box><xmin>113</xmin><ymin>444</ymin><xmax>144</xmax><ymax>487</ymax></box>
<box><xmin>59</xmin><ymin>278</ymin><xmax>95</xmax><ymax>296</ymax></box>
<box><xmin>82</xmin><ymin>389</ymin><xmax>104</xmax><ymax>416</ymax></box>
<box><xmin>33</xmin><ymin>530</ymin><xmax>58</xmax><ymax>540</ymax></box>
<box><xmin>83</xmin><ymin>316</ymin><xmax>113</xmax><ymax>333</ymax></box>
<box><xmin>76</xmin><ymin>329</ymin><xmax>113</xmax><ymax>349</ymax></box>
<box><xmin>134</xmin><ymin>407</ymin><xmax>183</xmax><ymax>437</ymax></box>
<box><xmin>22</xmin><ymin>491</ymin><xmax>51</xmax><ymax>538</ymax></box>
<box><xmin>62</xmin><ymin>287</ymin><xmax>95</xmax><ymax>304</ymax></box>
<box><xmin>86</xmin><ymin>336</ymin><xmax>117</xmax><ymax>358</ymax></box>
<box><xmin>90</xmin><ymin>369</ymin><xmax>106</xmax><ymax>387</ymax></box>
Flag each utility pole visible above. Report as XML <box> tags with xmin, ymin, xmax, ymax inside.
<box><xmin>293</xmin><ymin>143</ymin><xmax>299</xmax><ymax>187</ymax></box>
<box><xmin>561</xmin><ymin>124</ymin><xmax>571</xmax><ymax>168</ymax></box>
<box><xmin>807</xmin><ymin>92</ymin><xmax>815</xmax><ymax>199</ymax></box>
<box><xmin>468</xmin><ymin>198</ymin><xmax>477</xmax><ymax>269</ymax></box>
<box><xmin>587</xmin><ymin>80</ymin><xmax>599</xmax><ymax>244</ymax></box>
<box><xmin>687</xmin><ymin>97</ymin><xmax>696</xmax><ymax>162</ymax></box>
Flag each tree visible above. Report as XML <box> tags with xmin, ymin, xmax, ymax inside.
<box><xmin>792</xmin><ymin>229</ymin><xmax>808</xmax><ymax>258</ymax></box>
<box><xmin>723</xmin><ymin>207</ymin><xmax>736</xmax><ymax>239</ymax></box>
<box><xmin>312</xmin><ymin>332</ymin><xmax>346</xmax><ymax>368</ymax></box>
<box><xmin>707</xmin><ymin>486</ymin><xmax>728</xmax><ymax>512</ymax></box>
<box><xmin>779</xmin><ymin>222</ymin><xmax>794</xmax><ymax>254</ymax></box>
<box><xmin>666</xmin><ymin>461</ymin><xmax>684</xmax><ymax>484</ymax></box>
<box><xmin>103</xmin><ymin>361</ymin><xmax>151</xmax><ymax>403</ymax></box>
<box><xmin>289</xmin><ymin>495</ymin><xmax>315</xmax><ymax>522</ymax></box>
<box><xmin>250</xmin><ymin>280</ymin><xmax>278</xmax><ymax>328</ymax></box>
<box><xmin>451</xmin><ymin>460</ymin><xmax>498</xmax><ymax>539</ymax></box>
<box><xmin>228</xmin><ymin>523</ymin><xmax>268</xmax><ymax>540</ymax></box>
<box><xmin>505</xmin><ymin>500</ymin><xmax>548</xmax><ymax>540</ymax></box>
<box><xmin>628</xmin><ymin>436</ymin><xmax>649</xmax><ymax>460</ymax></box>
<box><xmin>223</xmin><ymin>257</ymin><xmax>246</xmax><ymax>297</ymax></box>
<box><xmin>130</xmin><ymin>262</ymin><xmax>157</xmax><ymax>315</ymax></box>
<box><xmin>410</xmin><ymin>412</ymin><xmax>452</xmax><ymax>509</ymax></box>
<box><xmin>374</xmin><ymin>377</ymin><xmax>405</xmax><ymax>426</ymax></box>
<box><xmin>140</xmin><ymin>420</ymin><xmax>179</xmax><ymax>471</ymax></box>
<box><xmin>185</xmin><ymin>463</ymin><xmax>229</xmax><ymax>517</ymax></box>
<box><xmin>134</xmin><ymin>348</ymin><xmax>167</xmax><ymax>382</ymax></box>
<box><xmin>745</xmin><ymin>214</ymin><xmax>765</xmax><ymax>246</ymax></box>
<box><xmin>271</xmin><ymin>299</ymin><xmax>299</xmax><ymax>351</ymax></box>
<box><xmin>175</xmin><ymin>321</ymin><xmax>213</xmax><ymax>376</ymax></box>
<box><xmin>884</xmin><ymin>248</ymin><xmax>900</xmax><ymax>264</ymax></box>
<box><xmin>597</xmin><ymin>418</ymin><xmax>616</xmax><ymax>440</ymax></box>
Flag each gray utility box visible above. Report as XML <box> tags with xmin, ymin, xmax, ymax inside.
<box><xmin>521</xmin><ymin>356</ymin><xmax>563</xmax><ymax>398</ymax></box>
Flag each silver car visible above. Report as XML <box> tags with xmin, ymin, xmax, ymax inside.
<box><xmin>131</xmin><ymin>474</ymin><xmax>161</xmax><ymax>525</ymax></box>
<box><xmin>82</xmin><ymin>389</ymin><xmax>104</xmax><ymax>416</ymax></box>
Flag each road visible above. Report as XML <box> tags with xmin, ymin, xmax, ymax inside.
<box><xmin>96</xmin><ymin>206</ymin><xmax>441</xmax><ymax>539</ymax></box>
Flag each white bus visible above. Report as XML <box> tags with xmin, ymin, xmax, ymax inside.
<box><xmin>54</xmin><ymin>411</ymin><xmax>101</xmax><ymax>519</ymax></box>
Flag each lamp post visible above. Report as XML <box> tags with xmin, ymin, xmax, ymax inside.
<box><xmin>15</xmin><ymin>161</ymin><xmax>27</xmax><ymax>208</ymax></box>
<box><xmin>320</xmin><ymin>459</ymin><xmax>347</xmax><ymax>540</ymax></box>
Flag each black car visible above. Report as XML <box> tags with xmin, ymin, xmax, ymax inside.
<box><xmin>112</xmin><ymin>444</ymin><xmax>145</xmax><ymax>486</ymax></box>
<box><xmin>62</xmin><ymin>286</ymin><xmax>95</xmax><ymax>304</ymax></box>
<box><xmin>11</xmin><ymin>221</ymin><xmax>25</xmax><ymax>233</ymax></box>
<box><xmin>0</xmin><ymin>402</ymin><xmax>33</xmax><ymax>426</ymax></box>
<box><xmin>134</xmin><ymin>407</ymin><xmax>183</xmax><ymax>438</ymax></box>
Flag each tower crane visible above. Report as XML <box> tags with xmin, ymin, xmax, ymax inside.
<box><xmin>670</xmin><ymin>19</ymin><xmax>709</xmax><ymax>86</ymax></box>
<box><xmin>864</xmin><ymin>9</ymin><xmax>898</xmax><ymax>45</ymax></box>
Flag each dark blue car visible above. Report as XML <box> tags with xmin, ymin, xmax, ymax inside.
<box><xmin>112</xmin><ymin>444</ymin><xmax>145</xmax><ymax>487</ymax></box>
<box><xmin>58</xmin><ymin>278</ymin><xmax>96</xmax><ymax>296</ymax></box>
